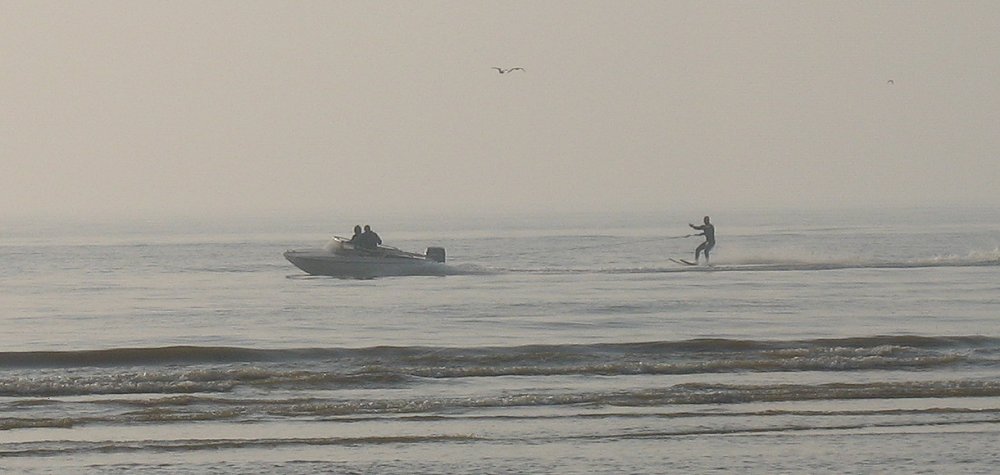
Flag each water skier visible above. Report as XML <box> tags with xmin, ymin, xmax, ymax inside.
<box><xmin>689</xmin><ymin>216</ymin><xmax>715</xmax><ymax>264</ymax></box>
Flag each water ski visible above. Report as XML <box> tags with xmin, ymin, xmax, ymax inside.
<box><xmin>670</xmin><ymin>258</ymin><xmax>698</xmax><ymax>266</ymax></box>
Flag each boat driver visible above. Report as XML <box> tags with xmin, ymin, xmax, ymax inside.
<box><xmin>359</xmin><ymin>225</ymin><xmax>382</xmax><ymax>250</ymax></box>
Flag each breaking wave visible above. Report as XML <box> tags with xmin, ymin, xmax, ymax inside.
<box><xmin>2</xmin><ymin>380</ymin><xmax>999</xmax><ymax>432</ymax></box>
<box><xmin>2</xmin><ymin>335</ymin><xmax>996</xmax><ymax>367</ymax></box>
<box><xmin>1</xmin><ymin>336</ymin><xmax>996</xmax><ymax>398</ymax></box>
<box><xmin>2</xmin><ymin>336</ymin><xmax>997</xmax><ymax>439</ymax></box>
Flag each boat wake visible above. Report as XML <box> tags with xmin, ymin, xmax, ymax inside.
<box><xmin>284</xmin><ymin>246</ymin><xmax>1000</xmax><ymax>277</ymax></box>
<box><xmin>505</xmin><ymin>249</ymin><xmax>1000</xmax><ymax>275</ymax></box>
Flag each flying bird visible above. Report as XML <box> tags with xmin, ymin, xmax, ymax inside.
<box><xmin>492</xmin><ymin>67</ymin><xmax>525</xmax><ymax>74</ymax></box>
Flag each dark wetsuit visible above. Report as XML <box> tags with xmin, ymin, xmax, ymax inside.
<box><xmin>691</xmin><ymin>223</ymin><xmax>715</xmax><ymax>262</ymax></box>
<box><xmin>358</xmin><ymin>230</ymin><xmax>382</xmax><ymax>250</ymax></box>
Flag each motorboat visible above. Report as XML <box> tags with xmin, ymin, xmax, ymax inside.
<box><xmin>284</xmin><ymin>237</ymin><xmax>452</xmax><ymax>278</ymax></box>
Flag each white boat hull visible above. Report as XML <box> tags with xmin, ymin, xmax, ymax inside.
<box><xmin>284</xmin><ymin>248</ymin><xmax>453</xmax><ymax>278</ymax></box>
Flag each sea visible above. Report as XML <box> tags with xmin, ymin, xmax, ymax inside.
<box><xmin>2</xmin><ymin>207</ymin><xmax>998</xmax><ymax>474</ymax></box>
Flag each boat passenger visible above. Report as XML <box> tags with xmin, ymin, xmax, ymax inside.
<box><xmin>359</xmin><ymin>224</ymin><xmax>382</xmax><ymax>250</ymax></box>
<box><xmin>347</xmin><ymin>225</ymin><xmax>362</xmax><ymax>244</ymax></box>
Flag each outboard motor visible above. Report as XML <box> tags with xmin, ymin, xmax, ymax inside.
<box><xmin>425</xmin><ymin>247</ymin><xmax>446</xmax><ymax>263</ymax></box>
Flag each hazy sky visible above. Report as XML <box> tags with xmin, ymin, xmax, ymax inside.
<box><xmin>3</xmin><ymin>1</ymin><xmax>999</xmax><ymax>221</ymax></box>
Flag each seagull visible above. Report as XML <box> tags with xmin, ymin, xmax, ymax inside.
<box><xmin>492</xmin><ymin>67</ymin><xmax>525</xmax><ymax>74</ymax></box>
